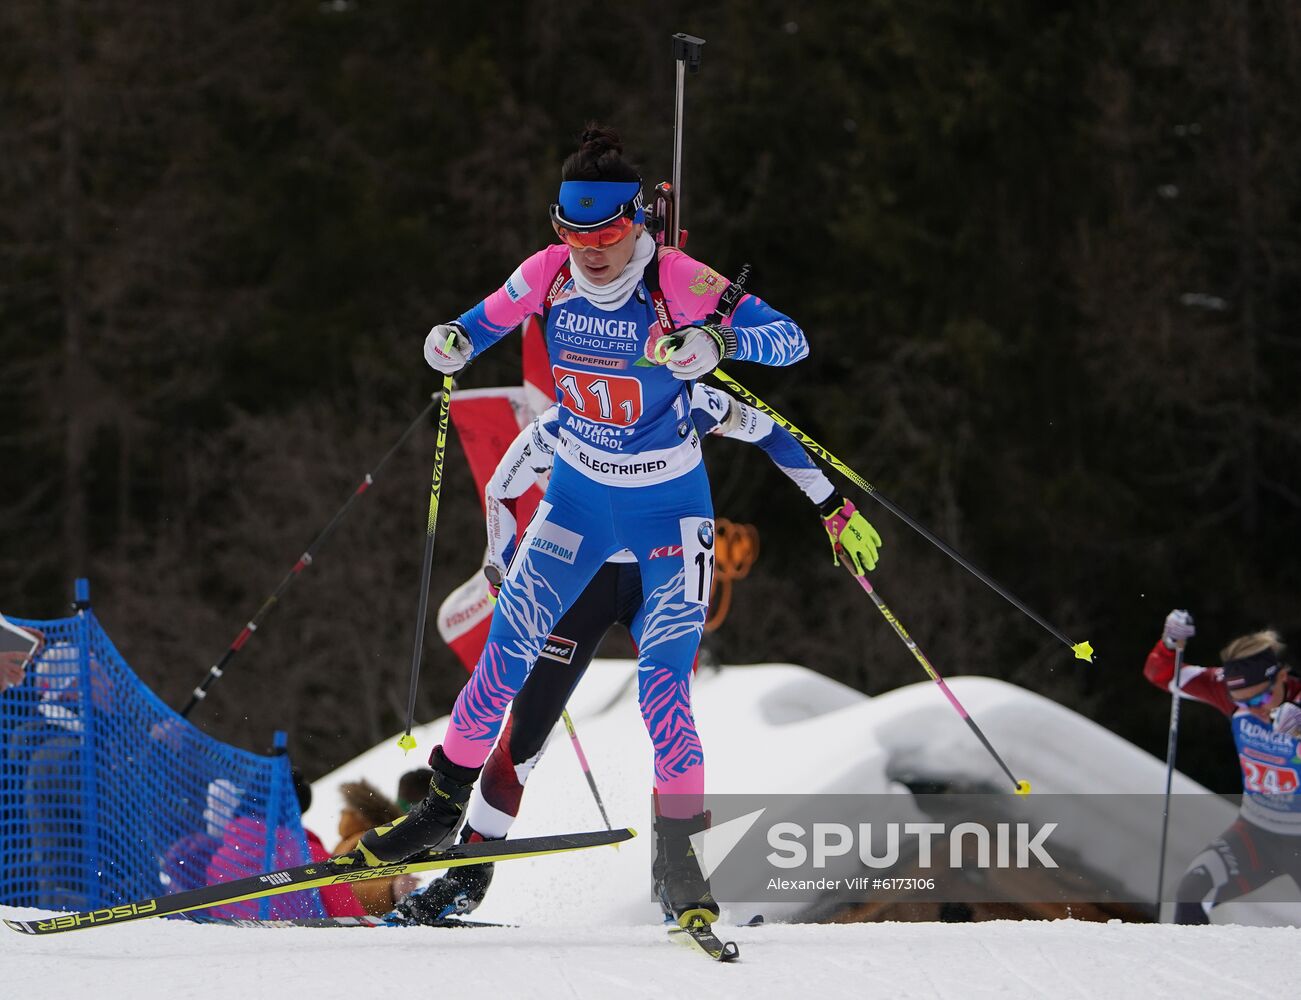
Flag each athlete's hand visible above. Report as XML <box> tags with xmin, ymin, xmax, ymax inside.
<box><xmin>1162</xmin><ymin>609</ymin><xmax>1195</xmax><ymax>650</ymax></box>
<box><xmin>821</xmin><ymin>497</ymin><xmax>882</xmax><ymax>575</ymax></box>
<box><xmin>423</xmin><ymin>323</ymin><xmax>472</xmax><ymax>375</ymax></box>
<box><xmin>663</xmin><ymin>324</ymin><xmax>735</xmax><ymax>380</ymax></box>
<box><xmin>1274</xmin><ymin>702</ymin><xmax>1301</xmax><ymax>738</ymax></box>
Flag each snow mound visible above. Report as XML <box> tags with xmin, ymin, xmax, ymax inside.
<box><xmin>304</xmin><ymin>661</ymin><xmax>1261</xmax><ymax>926</ymax></box>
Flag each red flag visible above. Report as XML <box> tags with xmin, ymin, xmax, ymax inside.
<box><xmin>448</xmin><ymin>387</ymin><xmax>533</xmax><ymax>515</ymax></box>
<box><xmin>438</xmin><ymin>322</ymin><xmax>559</xmax><ymax>672</ymax></box>
<box><xmin>437</xmin><ymin>571</ymin><xmax>496</xmax><ymax>673</ymax></box>
<box><xmin>442</xmin><ymin>387</ymin><xmax>545</xmax><ymax>671</ymax></box>
<box><xmin>522</xmin><ymin>314</ymin><xmax>553</xmax><ymax>418</ymax></box>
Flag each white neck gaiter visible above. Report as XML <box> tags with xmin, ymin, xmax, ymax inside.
<box><xmin>569</xmin><ymin>232</ymin><xmax>656</xmax><ymax>312</ymax></box>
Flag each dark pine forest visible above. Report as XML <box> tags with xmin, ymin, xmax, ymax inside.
<box><xmin>4</xmin><ymin>2</ymin><xmax>1301</xmax><ymax>791</ymax></box>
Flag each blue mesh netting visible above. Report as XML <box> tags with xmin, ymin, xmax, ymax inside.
<box><xmin>0</xmin><ymin>595</ymin><xmax>324</xmax><ymax>918</ymax></box>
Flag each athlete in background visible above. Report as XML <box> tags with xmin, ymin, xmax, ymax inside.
<box><xmin>1145</xmin><ymin>609</ymin><xmax>1301</xmax><ymax>923</ymax></box>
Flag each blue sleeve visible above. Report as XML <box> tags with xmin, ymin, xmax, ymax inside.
<box><xmin>726</xmin><ymin>295</ymin><xmax>809</xmax><ymax>367</ymax></box>
<box><xmin>690</xmin><ymin>384</ymin><xmax>729</xmax><ymax>435</ymax></box>
<box><xmin>749</xmin><ymin>422</ymin><xmax>835</xmax><ymax>505</ymax></box>
<box><xmin>690</xmin><ymin>386</ymin><xmax>834</xmax><ymax>505</ymax></box>
<box><xmin>455</xmin><ymin>300</ymin><xmax>519</xmax><ymax>355</ymax></box>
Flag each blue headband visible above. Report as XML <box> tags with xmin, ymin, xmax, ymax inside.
<box><xmin>555</xmin><ymin>180</ymin><xmax>644</xmax><ymax>226</ymax></box>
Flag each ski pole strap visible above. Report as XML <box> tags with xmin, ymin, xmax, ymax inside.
<box><xmin>711</xmin><ymin>367</ymin><xmax>1094</xmax><ymax>665</ymax></box>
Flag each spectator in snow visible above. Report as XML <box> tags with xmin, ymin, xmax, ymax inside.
<box><xmin>331</xmin><ymin>780</ymin><xmax>418</xmax><ymax>916</ymax></box>
<box><xmin>3</xmin><ymin>640</ymin><xmax>112</xmax><ymax>909</ymax></box>
<box><xmin>202</xmin><ymin>776</ymin><xmax>325</xmax><ymax>921</ymax></box>
<box><xmin>293</xmin><ymin>768</ymin><xmax>367</xmax><ymax>918</ymax></box>
<box><xmin>1145</xmin><ymin>610</ymin><xmax>1301</xmax><ymax>923</ymax></box>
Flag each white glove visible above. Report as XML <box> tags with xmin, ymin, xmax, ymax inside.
<box><xmin>1162</xmin><ymin>609</ymin><xmax>1195</xmax><ymax>649</ymax></box>
<box><xmin>665</xmin><ymin>326</ymin><xmax>726</xmax><ymax>380</ymax></box>
<box><xmin>1274</xmin><ymin>702</ymin><xmax>1301</xmax><ymax>738</ymax></box>
<box><xmin>423</xmin><ymin>323</ymin><xmax>472</xmax><ymax>375</ymax></box>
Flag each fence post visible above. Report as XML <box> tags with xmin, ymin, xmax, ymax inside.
<box><xmin>72</xmin><ymin>578</ymin><xmax>103</xmax><ymax>908</ymax></box>
<box><xmin>258</xmin><ymin>730</ymin><xmax>289</xmax><ymax>919</ymax></box>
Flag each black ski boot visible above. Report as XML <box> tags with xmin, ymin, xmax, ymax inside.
<box><xmin>652</xmin><ymin>812</ymin><xmax>720</xmax><ymax>927</ymax></box>
<box><xmin>356</xmin><ymin>747</ymin><xmax>481</xmax><ymax>866</ymax></box>
<box><xmin>383</xmin><ymin>825</ymin><xmax>501</xmax><ymax>925</ymax></box>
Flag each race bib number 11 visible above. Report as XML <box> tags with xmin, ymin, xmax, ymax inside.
<box><xmin>553</xmin><ymin>366</ymin><xmax>643</xmax><ymax>427</ymax></box>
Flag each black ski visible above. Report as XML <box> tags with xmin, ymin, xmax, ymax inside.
<box><xmin>3</xmin><ymin>827</ymin><xmax>633</xmax><ymax>937</ymax></box>
<box><xmin>667</xmin><ymin>916</ymin><xmax>740</xmax><ymax>963</ymax></box>
<box><xmin>176</xmin><ymin>913</ymin><xmax>512</xmax><ymax>929</ymax></box>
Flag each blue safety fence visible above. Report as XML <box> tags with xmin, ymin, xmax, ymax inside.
<box><xmin>0</xmin><ymin>581</ymin><xmax>324</xmax><ymax>918</ymax></box>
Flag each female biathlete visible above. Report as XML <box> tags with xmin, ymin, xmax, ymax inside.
<box><xmin>1146</xmin><ymin>610</ymin><xmax>1301</xmax><ymax>922</ymax></box>
<box><xmin>359</xmin><ymin>125</ymin><xmax>813</xmax><ymax>925</ymax></box>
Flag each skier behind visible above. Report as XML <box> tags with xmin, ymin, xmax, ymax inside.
<box><xmin>1145</xmin><ymin>609</ymin><xmax>1301</xmax><ymax>923</ymax></box>
<box><xmin>386</xmin><ymin>383</ymin><xmax>881</xmax><ymax>925</ymax></box>
<box><xmin>355</xmin><ymin>124</ymin><xmax>809</xmax><ymax>928</ymax></box>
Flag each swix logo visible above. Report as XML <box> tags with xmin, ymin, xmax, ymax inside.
<box><xmin>648</xmin><ymin>545</ymin><xmax>684</xmax><ymax>560</ymax></box>
<box><xmin>546</xmin><ymin>268</ymin><xmax>570</xmax><ymax>307</ymax></box>
<box><xmin>652</xmin><ymin>294</ymin><xmax>673</xmax><ymax>335</ymax></box>
<box><xmin>540</xmin><ymin>635</ymin><xmax>577</xmax><ymax>664</ymax></box>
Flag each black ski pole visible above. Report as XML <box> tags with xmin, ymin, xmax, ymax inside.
<box><xmin>180</xmin><ymin>392</ymin><xmax>444</xmax><ymax>717</ymax></box>
<box><xmin>1155</xmin><ymin>641</ymin><xmax>1186</xmax><ymax>920</ymax></box>
<box><xmin>397</xmin><ymin>371</ymin><xmax>456</xmax><ymax>752</ymax></box>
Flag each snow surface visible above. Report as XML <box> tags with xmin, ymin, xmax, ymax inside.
<box><xmin>5</xmin><ymin>661</ymin><xmax>1298</xmax><ymax>999</ymax></box>
<box><xmin>5</xmin><ymin>915</ymin><xmax>1298</xmax><ymax>1000</ymax></box>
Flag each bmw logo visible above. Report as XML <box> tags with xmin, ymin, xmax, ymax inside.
<box><xmin>677</xmin><ymin>420</ymin><xmax>690</xmax><ymax>438</ymax></box>
<box><xmin>697</xmin><ymin>521</ymin><xmax>715</xmax><ymax>548</ymax></box>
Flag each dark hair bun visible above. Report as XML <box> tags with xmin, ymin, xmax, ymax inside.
<box><xmin>560</xmin><ymin>122</ymin><xmax>640</xmax><ymax>183</ymax></box>
<box><xmin>578</xmin><ymin>123</ymin><xmax>623</xmax><ymax>157</ymax></box>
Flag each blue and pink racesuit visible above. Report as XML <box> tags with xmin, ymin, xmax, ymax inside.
<box><xmin>440</xmin><ymin>238</ymin><xmax>807</xmax><ymax>815</ymax></box>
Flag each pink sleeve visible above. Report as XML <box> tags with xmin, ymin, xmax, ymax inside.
<box><xmin>476</xmin><ymin>244</ymin><xmax>572</xmax><ymax>333</ymax></box>
<box><xmin>657</xmin><ymin>247</ymin><xmax>733</xmax><ymax>325</ymax></box>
